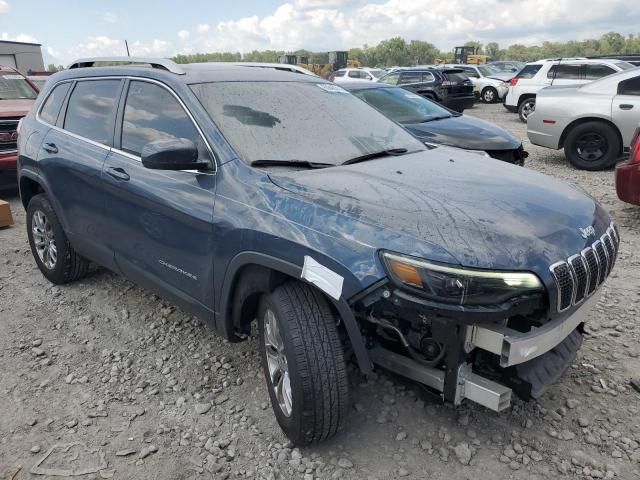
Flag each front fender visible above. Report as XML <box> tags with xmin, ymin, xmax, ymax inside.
<box><xmin>218</xmin><ymin>250</ymin><xmax>373</xmax><ymax>374</ymax></box>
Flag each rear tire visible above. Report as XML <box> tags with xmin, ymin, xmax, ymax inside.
<box><xmin>259</xmin><ymin>281</ymin><xmax>348</xmax><ymax>445</ymax></box>
<box><xmin>481</xmin><ymin>87</ymin><xmax>498</xmax><ymax>103</ymax></box>
<box><xmin>564</xmin><ymin>121</ymin><xmax>621</xmax><ymax>171</ymax></box>
<box><xmin>26</xmin><ymin>194</ymin><xmax>90</xmax><ymax>284</ymax></box>
<box><xmin>518</xmin><ymin>97</ymin><xmax>536</xmax><ymax>122</ymax></box>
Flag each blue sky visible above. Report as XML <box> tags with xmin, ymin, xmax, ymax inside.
<box><xmin>1</xmin><ymin>0</ymin><xmax>639</xmax><ymax>65</ymax></box>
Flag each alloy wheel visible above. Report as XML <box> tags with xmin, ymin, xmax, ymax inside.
<box><xmin>483</xmin><ymin>89</ymin><xmax>495</xmax><ymax>102</ymax></box>
<box><xmin>575</xmin><ymin>132</ymin><xmax>608</xmax><ymax>163</ymax></box>
<box><xmin>32</xmin><ymin>210</ymin><xmax>57</xmax><ymax>270</ymax></box>
<box><xmin>264</xmin><ymin>308</ymin><xmax>292</xmax><ymax>417</ymax></box>
<box><xmin>521</xmin><ymin>100</ymin><xmax>535</xmax><ymax>119</ymax></box>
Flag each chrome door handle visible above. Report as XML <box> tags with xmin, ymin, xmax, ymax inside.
<box><xmin>106</xmin><ymin>167</ymin><xmax>130</xmax><ymax>181</ymax></box>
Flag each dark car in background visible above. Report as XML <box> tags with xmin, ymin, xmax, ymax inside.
<box><xmin>18</xmin><ymin>57</ymin><xmax>618</xmax><ymax>446</ymax></box>
<box><xmin>343</xmin><ymin>82</ymin><xmax>527</xmax><ymax>165</ymax></box>
<box><xmin>0</xmin><ymin>65</ymin><xmax>39</xmax><ymax>190</ymax></box>
<box><xmin>378</xmin><ymin>67</ymin><xmax>475</xmax><ymax>112</ymax></box>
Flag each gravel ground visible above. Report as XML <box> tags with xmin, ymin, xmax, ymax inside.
<box><xmin>1</xmin><ymin>102</ymin><xmax>640</xmax><ymax>480</ymax></box>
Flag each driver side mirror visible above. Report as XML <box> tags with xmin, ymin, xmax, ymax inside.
<box><xmin>141</xmin><ymin>138</ymin><xmax>211</xmax><ymax>171</ymax></box>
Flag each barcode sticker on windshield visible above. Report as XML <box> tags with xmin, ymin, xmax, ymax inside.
<box><xmin>2</xmin><ymin>75</ymin><xmax>24</xmax><ymax>80</ymax></box>
<box><xmin>316</xmin><ymin>84</ymin><xmax>348</xmax><ymax>93</ymax></box>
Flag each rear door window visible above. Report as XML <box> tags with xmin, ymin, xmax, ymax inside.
<box><xmin>547</xmin><ymin>64</ymin><xmax>581</xmax><ymax>80</ymax></box>
<box><xmin>618</xmin><ymin>77</ymin><xmax>640</xmax><ymax>96</ymax></box>
<box><xmin>442</xmin><ymin>72</ymin><xmax>467</xmax><ymax>83</ymax></box>
<box><xmin>120</xmin><ymin>80</ymin><xmax>208</xmax><ymax>159</ymax></box>
<box><xmin>398</xmin><ymin>72</ymin><xmax>423</xmax><ymax>84</ymax></box>
<box><xmin>461</xmin><ymin>67</ymin><xmax>479</xmax><ymax>78</ymax></box>
<box><xmin>583</xmin><ymin>64</ymin><xmax>616</xmax><ymax>80</ymax></box>
<box><xmin>348</xmin><ymin>70</ymin><xmax>361</xmax><ymax>79</ymax></box>
<box><xmin>63</xmin><ymin>80</ymin><xmax>122</xmax><ymax>145</ymax></box>
<box><xmin>515</xmin><ymin>64</ymin><xmax>542</xmax><ymax>79</ymax></box>
<box><xmin>379</xmin><ymin>72</ymin><xmax>400</xmax><ymax>85</ymax></box>
<box><xmin>39</xmin><ymin>82</ymin><xmax>71</xmax><ymax>125</ymax></box>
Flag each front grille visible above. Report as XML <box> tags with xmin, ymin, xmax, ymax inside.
<box><xmin>0</xmin><ymin>119</ymin><xmax>19</xmax><ymax>153</ymax></box>
<box><xmin>568</xmin><ymin>255</ymin><xmax>588</xmax><ymax>303</ymax></box>
<box><xmin>549</xmin><ymin>223</ymin><xmax>619</xmax><ymax>312</ymax></box>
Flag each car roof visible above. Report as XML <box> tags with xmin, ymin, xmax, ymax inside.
<box><xmin>580</xmin><ymin>67</ymin><xmax>640</xmax><ymax>93</ymax></box>
<box><xmin>527</xmin><ymin>58</ymin><xmax>629</xmax><ymax>65</ymax></box>
<box><xmin>53</xmin><ymin>60</ymin><xmax>325</xmax><ymax>85</ymax></box>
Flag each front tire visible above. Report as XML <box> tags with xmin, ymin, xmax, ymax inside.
<box><xmin>518</xmin><ymin>97</ymin><xmax>536</xmax><ymax>122</ymax></box>
<box><xmin>26</xmin><ymin>194</ymin><xmax>90</xmax><ymax>284</ymax></box>
<box><xmin>564</xmin><ymin>121</ymin><xmax>621</xmax><ymax>170</ymax></box>
<box><xmin>481</xmin><ymin>87</ymin><xmax>498</xmax><ymax>103</ymax></box>
<box><xmin>259</xmin><ymin>281</ymin><xmax>348</xmax><ymax>445</ymax></box>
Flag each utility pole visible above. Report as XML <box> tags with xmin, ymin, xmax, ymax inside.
<box><xmin>125</xmin><ymin>40</ymin><xmax>130</xmax><ymax>57</ymax></box>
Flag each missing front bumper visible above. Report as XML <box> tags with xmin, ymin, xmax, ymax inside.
<box><xmin>368</xmin><ymin>292</ymin><xmax>596</xmax><ymax>412</ymax></box>
<box><xmin>468</xmin><ymin>291</ymin><xmax>599</xmax><ymax>367</ymax></box>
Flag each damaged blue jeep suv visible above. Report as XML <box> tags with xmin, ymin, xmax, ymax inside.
<box><xmin>17</xmin><ymin>57</ymin><xmax>618</xmax><ymax>445</ymax></box>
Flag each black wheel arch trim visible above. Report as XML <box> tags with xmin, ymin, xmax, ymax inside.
<box><xmin>218</xmin><ymin>251</ymin><xmax>373</xmax><ymax>374</ymax></box>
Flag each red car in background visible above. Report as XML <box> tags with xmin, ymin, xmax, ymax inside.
<box><xmin>0</xmin><ymin>65</ymin><xmax>39</xmax><ymax>189</ymax></box>
<box><xmin>616</xmin><ymin>126</ymin><xmax>640</xmax><ymax>207</ymax></box>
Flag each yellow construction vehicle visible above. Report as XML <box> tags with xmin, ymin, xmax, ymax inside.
<box><xmin>453</xmin><ymin>46</ymin><xmax>487</xmax><ymax>65</ymax></box>
<box><xmin>298</xmin><ymin>51</ymin><xmax>361</xmax><ymax>78</ymax></box>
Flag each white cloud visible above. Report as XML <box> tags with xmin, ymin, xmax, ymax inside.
<box><xmin>178</xmin><ymin>0</ymin><xmax>640</xmax><ymax>55</ymax></box>
<box><xmin>102</xmin><ymin>12</ymin><xmax>118</xmax><ymax>24</ymax></box>
<box><xmin>1</xmin><ymin>32</ymin><xmax>37</xmax><ymax>43</ymax></box>
<box><xmin>50</xmin><ymin>0</ymin><xmax>640</xmax><ymax>65</ymax></box>
<box><xmin>0</xmin><ymin>0</ymin><xmax>9</xmax><ymax>14</ymax></box>
<box><xmin>294</xmin><ymin>0</ymin><xmax>359</xmax><ymax>9</ymax></box>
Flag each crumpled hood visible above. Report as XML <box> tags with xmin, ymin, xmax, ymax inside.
<box><xmin>268</xmin><ymin>149</ymin><xmax>610</xmax><ymax>273</ymax></box>
<box><xmin>0</xmin><ymin>98</ymin><xmax>34</xmax><ymax>117</ymax></box>
<box><xmin>405</xmin><ymin>115</ymin><xmax>521</xmax><ymax>151</ymax></box>
<box><xmin>488</xmin><ymin>73</ymin><xmax>513</xmax><ymax>82</ymax></box>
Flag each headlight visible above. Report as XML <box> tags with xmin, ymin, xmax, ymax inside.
<box><xmin>381</xmin><ymin>251</ymin><xmax>543</xmax><ymax>306</ymax></box>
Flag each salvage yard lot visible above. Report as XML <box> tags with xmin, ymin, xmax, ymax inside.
<box><xmin>1</xmin><ymin>103</ymin><xmax>639</xmax><ymax>480</ymax></box>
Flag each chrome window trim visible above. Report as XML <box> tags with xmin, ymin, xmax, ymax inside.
<box><xmin>35</xmin><ymin>75</ymin><xmax>217</xmax><ymax>175</ymax></box>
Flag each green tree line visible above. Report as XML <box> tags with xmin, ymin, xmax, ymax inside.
<box><xmin>170</xmin><ymin>32</ymin><xmax>640</xmax><ymax>67</ymax></box>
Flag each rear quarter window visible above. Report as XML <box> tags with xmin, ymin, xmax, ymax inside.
<box><xmin>618</xmin><ymin>77</ymin><xmax>640</xmax><ymax>96</ymax></box>
<box><xmin>39</xmin><ymin>82</ymin><xmax>71</xmax><ymax>125</ymax></box>
<box><xmin>515</xmin><ymin>64</ymin><xmax>542</xmax><ymax>79</ymax></box>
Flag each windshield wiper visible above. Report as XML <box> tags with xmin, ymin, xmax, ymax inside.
<box><xmin>421</xmin><ymin>115</ymin><xmax>452</xmax><ymax>123</ymax></box>
<box><xmin>342</xmin><ymin>148</ymin><xmax>410</xmax><ymax>165</ymax></box>
<box><xmin>250</xmin><ymin>159</ymin><xmax>333</xmax><ymax>169</ymax></box>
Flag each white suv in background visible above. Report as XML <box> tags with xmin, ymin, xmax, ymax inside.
<box><xmin>332</xmin><ymin>67</ymin><xmax>386</xmax><ymax>83</ymax></box>
<box><xmin>504</xmin><ymin>58</ymin><xmax>635</xmax><ymax>122</ymax></box>
<box><xmin>446</xmin><ymin>64</ymin><xmax>513</xmax><ymax>103</ymax></box>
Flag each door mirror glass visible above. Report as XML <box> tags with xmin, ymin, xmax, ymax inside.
<box><xmin>141</xmin><ymin>138</ymin><xmax>210</xmax><ymax>171</ymax></box>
